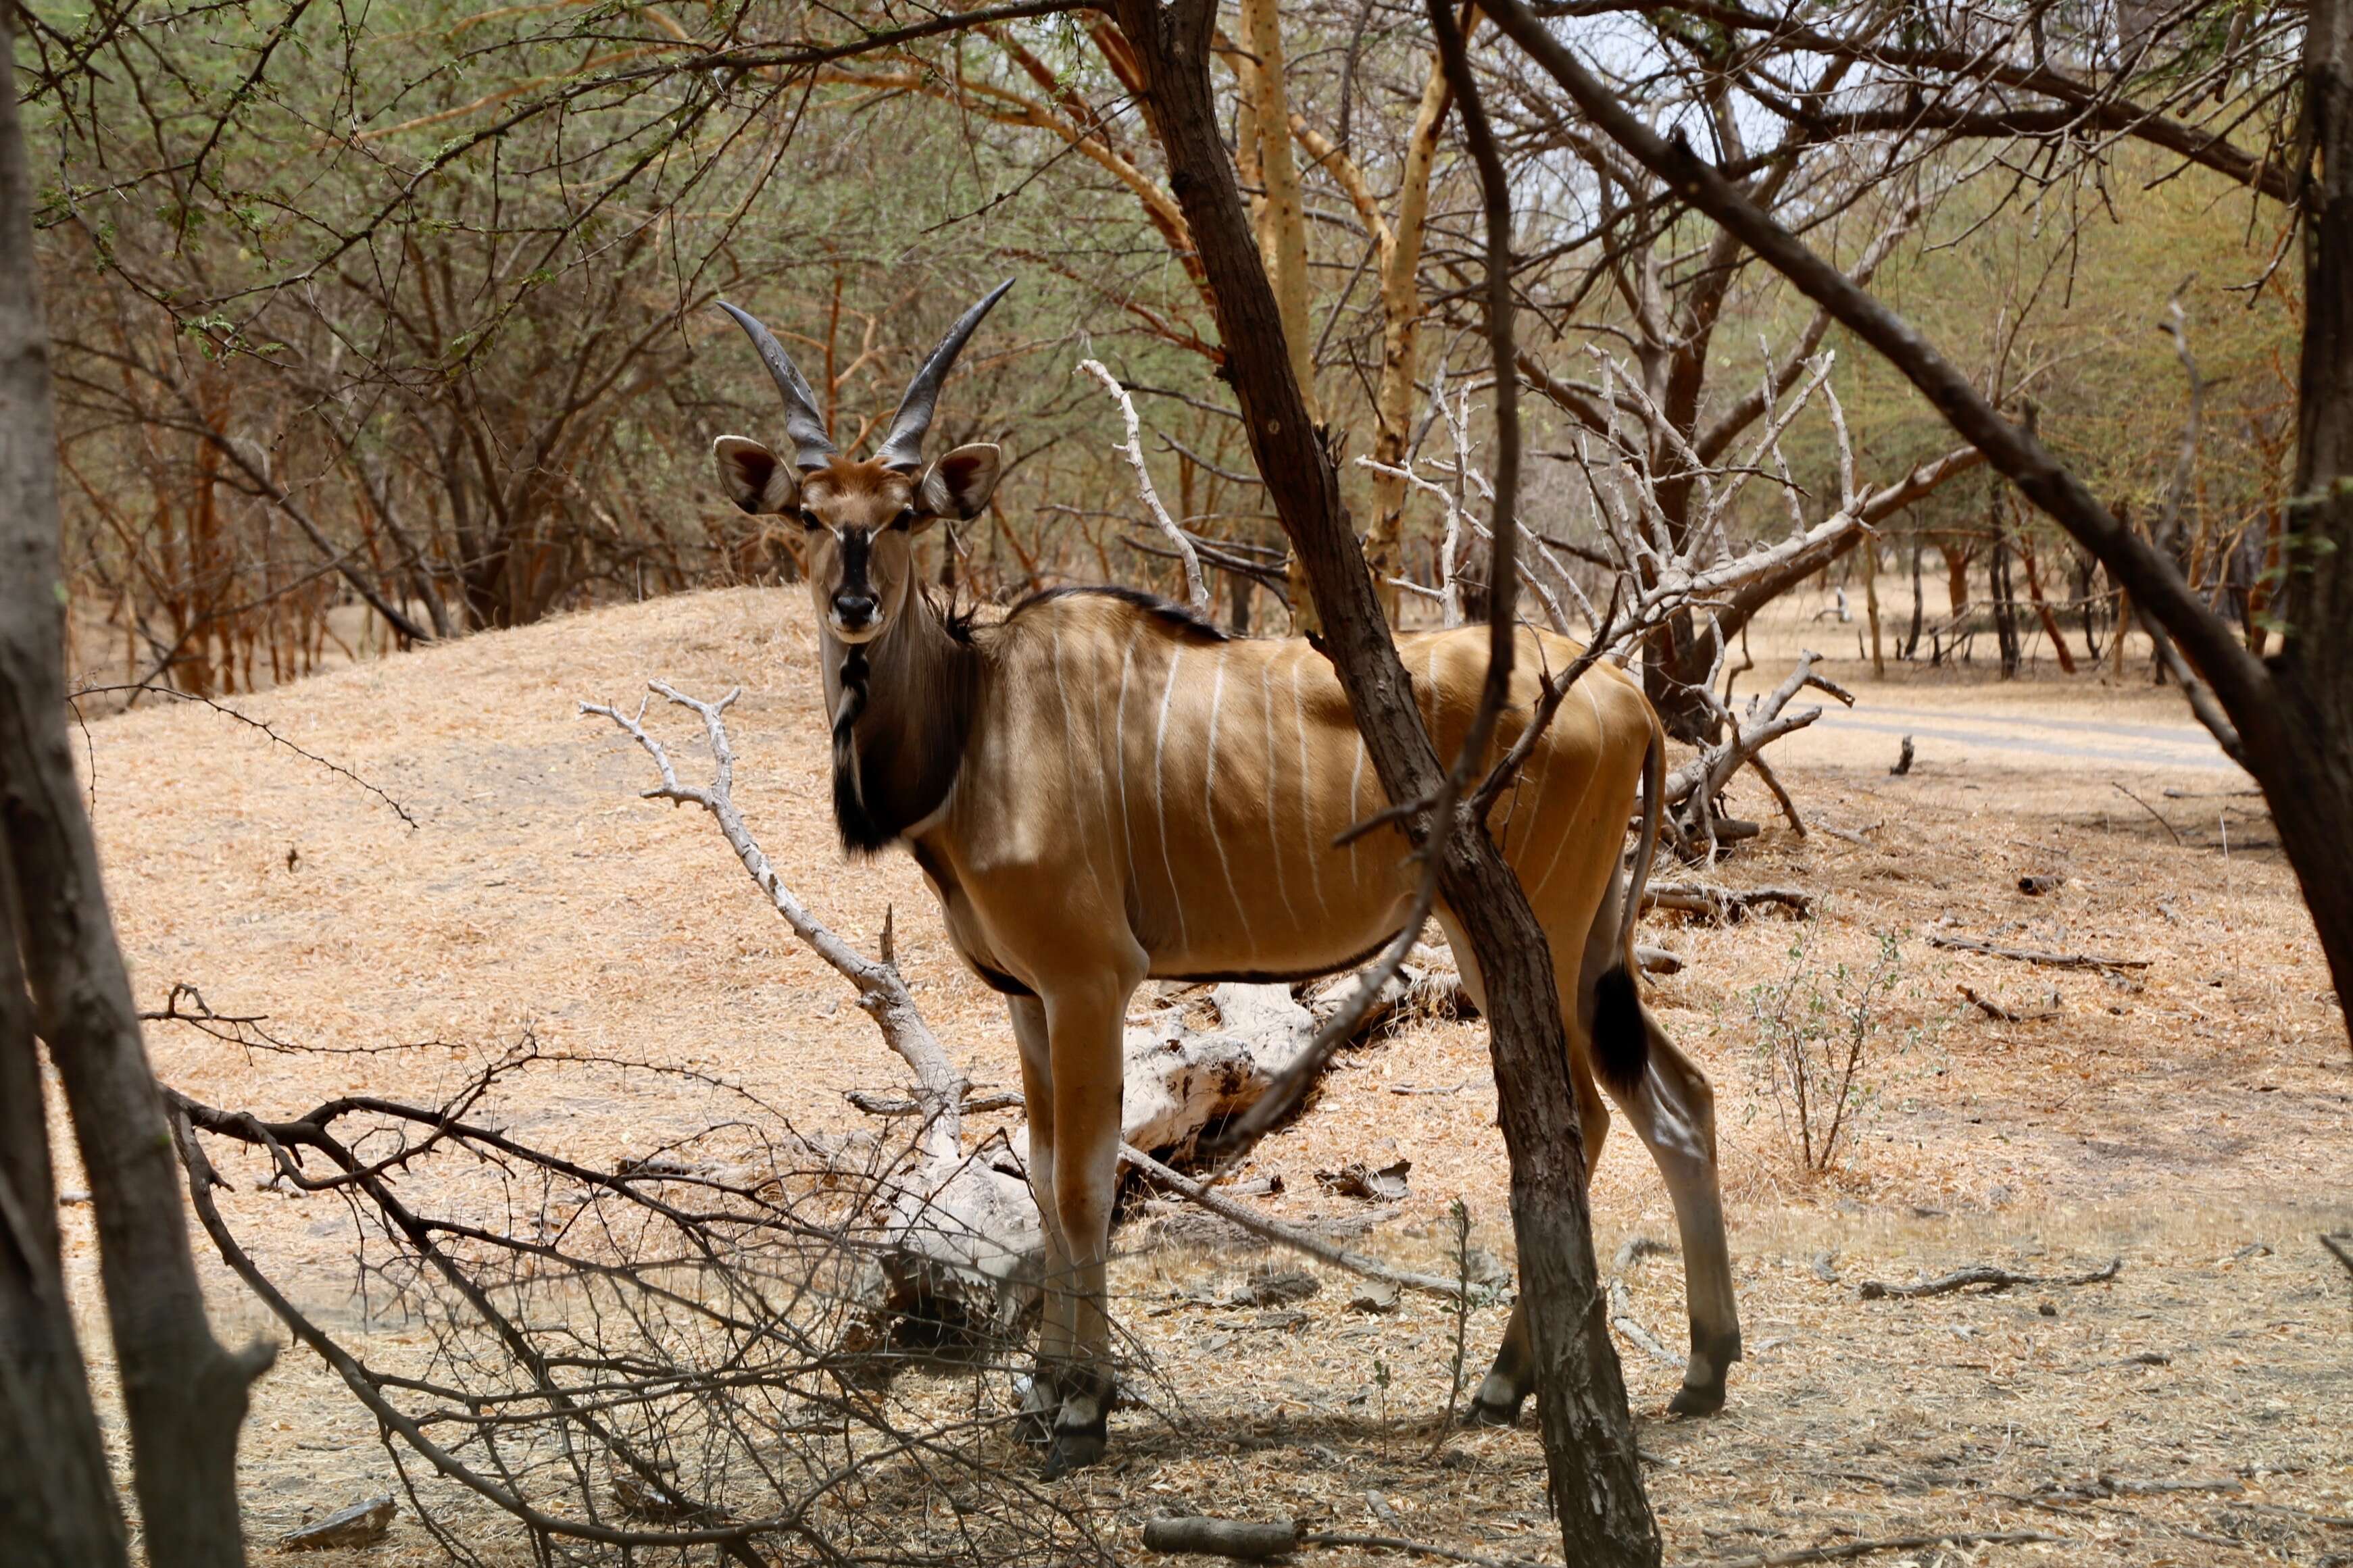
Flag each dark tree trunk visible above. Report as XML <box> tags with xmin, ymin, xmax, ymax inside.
<box><xmin>1645</xmin><ymin>609</ymin><xmax>1718</xmax><ymax>743</ymax></box>
<box><xmin>2073</xmin><ymin>547</ymin><xmax>2104</xmax><ymax>660</ymax></box>
<box><xmin>2262</xmin><ymin>0</ymin><xmax>2353</xmax><ymax>1014</ymax></box>
<box><xmin>1108</xmin><ymin>3</ymin><xmax>1658</xmax><ymax>1559</ymax></box>
<box><xmin>1990</xmin><ymin>501</ymin><xmax>2022</xmax><ymax>678</ymax></box>
<box><xmin>1906</xmin><ymin>530</ymin><xmax>1926</xmax><ymax>659</ymax></box>
<box><xmin>0</xmin><ymin>883</ymin><xmax>128</xmax><ymax>1567</ymax></box>
<box><xmin>0</xmin><ymin>8</ymin><xmax>271</xmax><ymax>1559</ymax></box>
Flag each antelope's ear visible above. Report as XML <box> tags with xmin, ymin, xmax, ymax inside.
<box><xmin>712</xmin><ymin>435</ymin><xmax>799</xmax><ymax>515</ymax></box>
<box><xmin>916</xmin><ymin>442</ymin><xmax>1002</xmax><ymax>524</ymax></box>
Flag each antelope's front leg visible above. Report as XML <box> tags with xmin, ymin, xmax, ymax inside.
<box><xmin>1036</xmin><ymin>976</ymin><xmax>1131</xmax><ymax>1477</ymax></box>
<box><xmin>1007</xmin><ymin>996</ymin><xmax>1072</xmax><ymax>1444</ymax></box>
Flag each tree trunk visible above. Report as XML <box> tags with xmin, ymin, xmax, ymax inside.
<box><xmin>0</xmin><ymin>10</ymin><xmax>271</xmax><ymax>1558</ymax></box>
<box><xmin>1362</xmin><ymin>45</ymin><xmax>1456</xmax><ymax>625</ymax></box>
<box><xmin>1862</xmin><ymin>537</ymin><xmax>1885</xmax><ymax>676</ymax></box>
<box><xmin>1939</xmin><ymin>536</ymin><xmax>1973</xmax><ymax>622</ymax></box>
<box><xmin>1906</xmin><ymin>530</ymin><xmax>1925</xmax><ymax>659</ymax></box>
<box><xmin>2016</xmin><ymin>535</ymin><xmax>2078</xmax><ymax>674</ymax></box>
<box><xmin>1110</xmin><ymin>4</ymin><xmax>1658</xmax><ymax>1559</ymax></box>
<box><xmin>0</xmin><ymin>883</ymin><xmax>128</xmax><ymax>1567</ymax></box>
<box><xmin>2262</xmin><ymin>0</ymin><xmax>2353</xmax><ymax>1014</ymax></box>
<box><xmin>1989</xmin><ymin>510</ymin><xmax>2022</xmax><ymax>678</ymax></box>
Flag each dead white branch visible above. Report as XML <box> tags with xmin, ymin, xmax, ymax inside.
<box><xmin>1080</xmin><ymin>359</ymin><xmax>1209</xmax><ymax>611</ymax></box>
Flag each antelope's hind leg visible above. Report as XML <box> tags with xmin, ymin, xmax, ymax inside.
<box><xmin>1612</xmin><ymin>1015</ymin><xmax>1742</xmax><ymax>1415</ymax></box>
<box><xmin>1433</xmin><ymin>913</ymin><xmax>1614</xmax><ymax>1429</ymax></box>
<box><xmin>1462</xmin><ymin>1066</ymin><xmax>1611</xmax><ymax>1427</ymax></box>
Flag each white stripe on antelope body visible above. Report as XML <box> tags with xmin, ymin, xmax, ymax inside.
<box><xmin>710</xmin><ymin>284</ymin><xmax>1741</xmax><ymax>1476</ymax></box>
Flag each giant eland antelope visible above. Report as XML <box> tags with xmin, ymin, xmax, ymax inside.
<box><xmin>710</xmin><ymin>282</ymin><xmax>1741</xmax><ymax>1475</ymax></box>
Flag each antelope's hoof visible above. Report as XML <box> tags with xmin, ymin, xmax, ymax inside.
<box><xmin>1667</xmin><ymin>1380</ymin><xmax>1727</xmax><ymax>1417</ymax></box>
<box><xmin>1041</xmin><ymin>1425</ymin><xmax>1108</xmax><ymax>1478</ymax></box>
<box><xmin>1464</xmin><ymin>1394</ymin><xmax>1523</xmax><ymax>1428</ymax></box>
<box><xmin>1012</xmin><ymin>1373</ymin><xmax>1058</xmax><ymax>1446</ymax></box>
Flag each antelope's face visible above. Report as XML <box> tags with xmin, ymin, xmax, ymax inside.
<box><xmin>711</xmin><ymin>442</ymin><xmax>1003</xmax><ymax>644</ymax></box>
<box><xmin>708</xmin><ymin>280</ymin><xmax>1015</xmax><ymax>647</ymax></box>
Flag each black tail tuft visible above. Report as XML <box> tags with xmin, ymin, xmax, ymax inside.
<box><xmin>1591</xmin><ymin>964</ymin><xmax>1650</xmax><ymax>1096</ymax></box>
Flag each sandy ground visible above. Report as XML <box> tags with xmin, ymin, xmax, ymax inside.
<box><xmin>55</xmin><ymin>586</ymin><xmax>2352</xmax><ymax>1564</ymax></box>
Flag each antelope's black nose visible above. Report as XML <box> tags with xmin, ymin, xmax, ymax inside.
<box><xmin>832</xmin><ymin>591</ymin><xmax>878</xmax><ymax>628</ymax></box>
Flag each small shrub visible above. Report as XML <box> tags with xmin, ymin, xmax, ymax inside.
<box><xmin>1745</xmin><ymin>928</ymin><xmax>1907</xmax><ymax>1172</ymax></box>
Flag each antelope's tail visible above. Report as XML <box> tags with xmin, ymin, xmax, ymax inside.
<box><xmin>1591</xmin><ymin>704</ymin><xmax>1665</xmax><ymax>1096</ymax></box>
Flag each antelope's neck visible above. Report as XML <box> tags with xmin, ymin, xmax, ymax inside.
<box><xmin>822</xmin><ymin>595</ymin><xmax>977</xmax><ymax>853</ymax></box>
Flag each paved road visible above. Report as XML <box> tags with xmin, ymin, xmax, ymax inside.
<box><xmin>1817</xmin><ymin>705</ymin><xmax>2246</xmax><ymax>775</ymax></box>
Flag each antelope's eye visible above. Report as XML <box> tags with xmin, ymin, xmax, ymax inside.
<box><xmin>797</xmin><ymin>507</ymin><xmax>822</xmax><ymax>530</ymax></box>
<box><xmin>890</xmin><ymin>506</ymin><xmax>917</xmax><ymax>531</ymax></box>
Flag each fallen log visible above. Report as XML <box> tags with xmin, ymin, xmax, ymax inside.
<box><xmin>1928</xmin><ymin>933</ymin><xmax>2149</xmax><ymax>971</ymax></box>
<box><xmin>1858</xmin><ymin>1258</ymin><xmax>2121</xmax><ymax>1300</ymax></box>
<box><xmin>1645</xmin><ymin>883</ymin><xmax>1812</xmax><ymax>924</ymax></box>
<box><xmin>279</xmin><ymin>1496</ymin><xmax>396</xmax><ymax>1550</ymax></box>
<box><xmin>1145</xmin><ymin>1516</ymin><xmax>1300</xmax><ymax>1559</ymax></box>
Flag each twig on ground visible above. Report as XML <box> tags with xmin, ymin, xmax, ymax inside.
<box><xmin>1858</xmin><ymin>1258</ymin><xmax>2121</xmax><ymax>1300</ymax></box>
<box><xmin>2321</xmin><ymin>1232</ymin><xmax>2353</xmax><ymax>1281</ymax></box>
<box><xmin>1685</xmin><ymin>1532</ymin><xmax>2064</xmax><ymax>1568</ymax></box>
<box><xmin>1928</xmin><ymin>932</ymin><xmax>2150</xmax><ymax>971</ymax></box>
<box><xmin>2112</xmin><ymin>781</ymin><xmax>2185</xmax><ymax>845</ymax></box>
<box><xmin>1645</xmin><ymin>884</ymin><xmax>1812</xmax><ymax>923</ymax></box>
<box><xmin>582</xmin><ymin>684</ymin><xmax>969</xmax><ymax>1163</ymax></box>
<box><xmin>1956</xmin><ymin>984</ymin><xmax>2060</xmax><ymax>1023</ymax></box>
<box><xmin>1608</xmin><ymin>1279</ymin><xmax>1683</xmax><ymax>1366</ymax></box>
<box><xmin>847</xmin><ymin>1088</ymin><xmax>1026</xmax><ymax>1117</ymax></box>
<box><xmin>1299</xmin><ymin>1531</ymin><xmax>1559</xmax><ymax>1568</ymax></box>
<box><xmin>1120</xmin><ymin>1144</ymin><xmax>1468</xmax><ymax>1300</ymax></box>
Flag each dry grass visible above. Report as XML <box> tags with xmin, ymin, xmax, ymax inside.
<box><xmin>57</xmin><ymin>586</ymin><xmax>2352</xmax><ymax>1565</ymax></box>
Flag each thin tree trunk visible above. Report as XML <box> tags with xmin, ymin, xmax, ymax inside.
<box><xmin>1362</xmin><ymin>36</ymin><xmax>1459</xmax><ymax>624</ymax></box>
<box><xmin>1862</xmin><ymin>536</ymin><xmax>1885</xmax><ymax>676</ymax></box>
<box><xmin>1939</xmin><ymin>537</ymin><xmax>1972</xmax><ymax>622</ymax></box>
<box><xmin>1906</xmin><ymin>529</ymin><xmax>1925</xmax><ymax>659</ymax></box>
<box><xmin>1990</xmin><ymin>506</ymin><xmax>2022</xmax><ymax>678</ymax></box>
<box><xmin>0</xmin><ymin>12</ymin><xmax>272</xmax><ymax>1558</ymax></box>
<box><xmin>1238</xmin><ymin>0</ymin><xmax>1314</xmax><ymax>415</ymax></box>
<box><xmin>1110</xmin><ymin>4</ymin><xmax>1659</xmax><ymax>1559</ymax></box>
<box><xmin>2017</xmin><ymin>534</ymin><xmax>2077</xmax><ymax>674</ymax></box>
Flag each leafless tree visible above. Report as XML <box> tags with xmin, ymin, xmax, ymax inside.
<box><xmin>1475</xmin><ymin>0</ymin><xmax>2353</xmax><ymax>1032</ymax></box>
<box><xmin>1</xmin><ymin>5</ymin><xmax>273</xmax><ymax>1559</ymax></box>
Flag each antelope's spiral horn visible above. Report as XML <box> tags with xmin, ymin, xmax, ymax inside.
<box><xmin>873</xmin><ymin>278</ymin><xmax>1016</xmax><ymax>472</ymax></box>
<box><xmin>716</xmin><ymin>301</ymin><xmax>837</xmax><ymax>471</ymax></box>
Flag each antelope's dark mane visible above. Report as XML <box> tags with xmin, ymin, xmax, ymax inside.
<box><xmin>833</xmin><ymin>593</ymin><xmax>981</xmax><ymax>858</ymax></box>
<box><xmin>1004</xmin><ymin>584</ymin><xmax>1229</xmax><ymax>643</ymax></box>
<box><xmin>834</xmin><ymin>583</ymin><xmax>1220</xmax><ymax>857</ymax></box>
